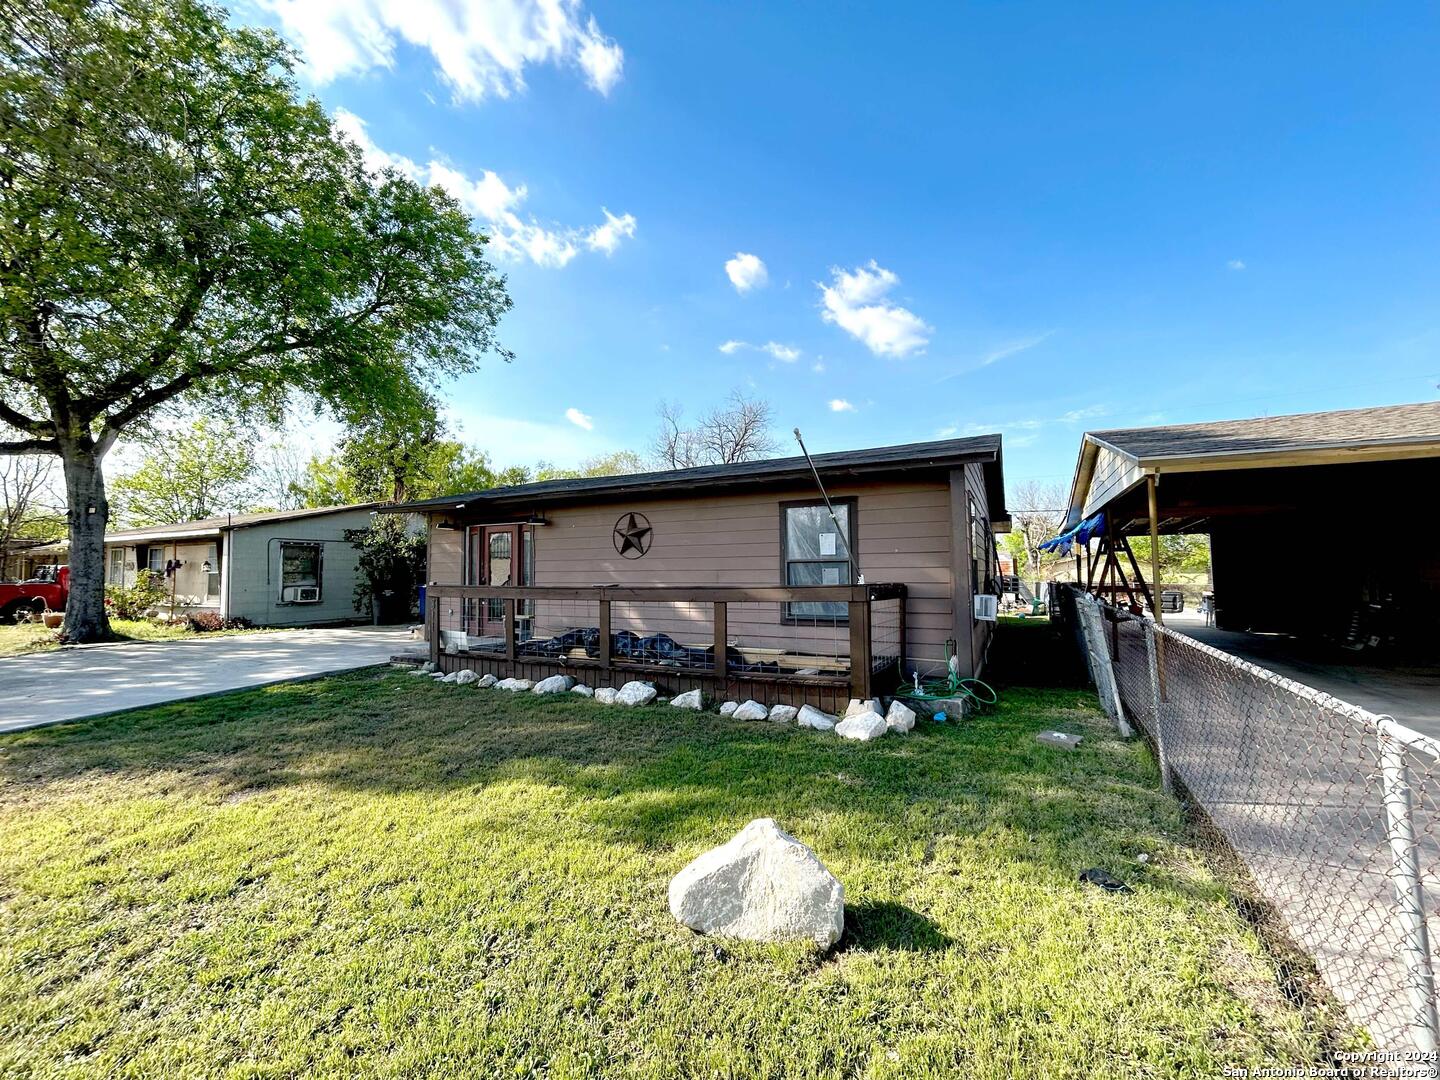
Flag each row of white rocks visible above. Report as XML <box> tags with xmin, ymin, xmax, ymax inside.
<box><xmin>413</xmin><ymin>665</ymin><xmax>917</xmax><ymax>739</ymax></box>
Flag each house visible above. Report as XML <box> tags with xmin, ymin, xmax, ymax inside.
<box><xmin>383</xmin><ymin>435</ymin><xmax>1009</xmax><ymax>711</ymax></box>
<box><xmin>30</xmin><ymin>504</ymin><xmax>385</xmax><ymax>627</ymax></box>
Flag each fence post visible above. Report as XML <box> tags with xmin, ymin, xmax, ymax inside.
<box><xmin>427</xmin><ymin>589</ymin><xmax>441</xmax><ymax>667</ymax></box>
<box><xmin>1379</xmin><ymin>725</ymin><xmax>1440</xmax><ymax>1051</ymax></box>
<box><xmin>1080</xmin><ymin>597</ymin><xmax>1131</xmax><ymax>738</ymax></box>
<box><xmin>503</xmin><ymin>598</ymin><xmax>516</xmax><ymax>663</ymax></box>
<box><xmin>598</xmin><ymin>597</ymin><xmax>612</xmax><ymax>680</ymax></box>
<box><xmin>849</xmin><ymin>599</ymin><xmax>872</xmax><ymax>701</ymax></box>
<box><xmin>713</xmin><ymin>601</ymin><xmax>728</xmax><ymax>678</ymax></box>
<box><xmin>1143</xmin><ymin>621</ymin><xmax>1172</xmax><ymax>794</ymax></box>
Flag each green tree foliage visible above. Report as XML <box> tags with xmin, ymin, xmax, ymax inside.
<box><xmin>104</xmin><ymin>569</ymin><xmax>168</xmax><ymax>620</ymax></box>
<box><xmin>1128</xmin><ymin>534</ymin><xmax>1212</xmax><ymax>581</ymax></box>
<box><xmin>0</xmin><ymin>0</ymin><xmax>511</xmax><ymax>640</ymax></box>
<box><xmin>110</xmin><ymin>418</ymin><xmax>258</xmax><ymax>526</ymax></box>
<box><xmin>533</xmin><ymin>451</ymin><xmax>648</xmax><ymax>482</ymax></box>
<box><xmin>344</xmin><ymin>515</ymin><xmax>425</xmax><ymax>623</ymax></box>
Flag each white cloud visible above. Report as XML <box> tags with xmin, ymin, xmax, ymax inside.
<box><xmin>980</xmin><ymin>331</ymin><xmax>1054</xmax><ymax>368</ymax></box>
<box><xmin>725</xmin><ymin>252</ymin><xmax>768</xmax><ymax>293</ymax></box>
<box><xmin>718</xmin><ymin>340</ymin><xmax>801</xmax><ymax>362</ymax></box>
<box><xmin>256</xmin><ymin>0</ymin><xmax>625</xmax><ymax>102</ymax></box>
<box><xmin>586</xmin><ymin>209</ymin><xmax>637</xmax><ymax>255</ymax></box>
<box><xmin>334</xmin><ymin>108</ymin><xmax>633</xmax><ymax>268</ymax></box>
<box><xmin>565</xmin><ymin>407</ymin><xmax>594</xmax><ymax>430</ymax></box>
<box><xmin>811</xmin><ymin>360</ymin><xmax>826</xmax><ymax>374</ymax></box>
<box><xmin>1227</xmin><ymin>259</ymin><xmax>1247</xmax><ymax>271</ymax></box>
<box><xmin>819</xmin><ymin>261</ymin><xmax>931</xmax><ymax>357</ymax></box>
<box><xmin>829</xmin><ymin>399</ymin><xmax>857</xmax><ymax>413</ymax></box>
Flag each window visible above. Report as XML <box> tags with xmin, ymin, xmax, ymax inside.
<box><xmin>141</xmin><ymin>546</ymin><xmax>165</xmax><ymax>575</ymax></box>
<box><xmin>280</xmin><ymin>542</ymin><xmax>321</xmax><ymax>600</ymax></box>
<box><xmin>969</xmin><ymin>495</ymin><xmax>998</xmax><ymax>600</ymax></box>
<box><xmin>782</xmin><ymin>501</ymin><xmax>854</xmax><ymax>620</ymax></box>
<box><xmin>108</xmin><ymin>548</ymin><xmax>125</xmax><ymax>583</ymax></box>
<box><xmin>204</xmin><ymin>543</ymin><xmax>221</xmax><ymax>601</ymax></box>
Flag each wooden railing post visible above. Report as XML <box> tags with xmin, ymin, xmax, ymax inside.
<box><xmin>503</xmin><ymin>597</ymin><xmax>516</xmax><ymax>663</ymax></box>
<box><xmin>896</xmin><ymin>586</ymin><xmax>908</xmax><ymax>680</ymax></box>
<box><xmin>713</xmin><ymin>601</ymin><xmax>728</xmax><ymax>676</ymax></box>
<box><xmin>849</xmin><ymin>598</ymin><xmax>872</xmax><ymax>700</ymax></box>
<box><xmin>428</xmin><ymin>587</ymin><xmax>441</xmax><ymax>666</ymax></box>
<box><xmin>598</xmin><ymin>596</ymin><xmax>612</xmax><ymax>679</ymax></box>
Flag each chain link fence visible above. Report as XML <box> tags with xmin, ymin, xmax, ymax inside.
<box><xmin>1055</xmin><ymin>584</ymin><xmax>1440</xmax><ymax>1051</ymax></box>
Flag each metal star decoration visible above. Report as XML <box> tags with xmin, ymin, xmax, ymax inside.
<box><xmin>612</xmin><ymin>512</ymin><xmax>653</xmax><ymax>558</ymax></box>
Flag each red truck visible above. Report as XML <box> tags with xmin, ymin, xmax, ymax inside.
<box><xmin>0</xmin><ymin>565</ymin><xmax>69</xmax><ymax>623</ymax></box>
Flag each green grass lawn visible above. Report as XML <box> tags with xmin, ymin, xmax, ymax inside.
<box><xmin>0</xmin><ymin>670</ymin><xmax>1355</xmax><ymax>1077</ymax></box>
<box><xmin>0</xmin><ymin>619</ymin><xmax>272</xmax><ymax>658</ymax></box>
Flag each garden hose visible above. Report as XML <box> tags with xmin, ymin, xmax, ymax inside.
<box><xmin>894</xmin><ymin>638</ymin><xmax>999</xmax><ymax>706</ymax></box>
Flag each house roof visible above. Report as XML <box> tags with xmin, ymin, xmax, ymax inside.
<box><xmin>34</xmin><ymin>503</ymin><xmax>382</xmax><ymax>550</ymax></box>
<box><xmin>380</xmin><ymin>434</ymin><xmax>1009</xmax><ymax>521</ymax></box>
<box><xmin>1088</xmin><ymin>401</ymin><xmax>1440</xmax><ymax>463</ymax></box>
<box><xmin>1062</xmin><ymin>401</ymin><xmax>1440</xmax><ymax>527</ymax></box>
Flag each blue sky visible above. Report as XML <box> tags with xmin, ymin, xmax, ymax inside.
<box><xmin>244</xmin><ymin>1</ymin><xmax>1440</xmax><ymax>492</ymax></box>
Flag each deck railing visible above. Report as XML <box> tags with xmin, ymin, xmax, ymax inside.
<box><xmin>425</xmin><ymin>583</ymin><xmax>907</xmax><ymax>710</ymax></box>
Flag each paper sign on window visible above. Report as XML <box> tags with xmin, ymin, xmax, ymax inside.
<box><xmin>819</xmin><ymin>533</ymin><xmax>837</xmax><ymax>557</ymax></box>
<box><xmin>822</xmin><ymin>566</ymin><xmax>841</xmax><ymax>585</ymax></box>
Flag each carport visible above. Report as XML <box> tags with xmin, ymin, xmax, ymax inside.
<box><xmin>1056</xmin><ymin>401</ymin><xmax>1440</xmax><ymax>724</ymax></box>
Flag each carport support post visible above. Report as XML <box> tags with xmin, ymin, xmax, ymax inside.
<box><xmin>1379</xmin><ymin>727</ymin><xmax>1440</xmax><ymax>1050</ymax></box>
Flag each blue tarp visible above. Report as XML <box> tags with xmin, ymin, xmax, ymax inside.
<box><xmin>1039</xmin><ymin>511</ymin><xmax>1106</xmax><ymax>553</ymax></box>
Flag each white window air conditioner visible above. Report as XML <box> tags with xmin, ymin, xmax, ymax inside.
<box><xmin>973</xmin><ymin>594</ymin><xmax>999</xmax><ymax>622</ymax></box>
<box><xmin>282</xmin><ymin>585</ymin><xmax>321</xmax><ymax>603</ymax></box>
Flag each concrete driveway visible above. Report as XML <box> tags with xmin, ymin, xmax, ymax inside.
<box><xmin>0</xmin><ymin>625</ymin><xmax>414</xmax><ymax>734</ymax></box>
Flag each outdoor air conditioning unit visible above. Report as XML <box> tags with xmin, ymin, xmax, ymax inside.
<box><xmin>282</xmin><ymin>585</ymin><xmax>321</xmax><ymax>603</ymax></box>
<box><xmin>973</xmin><ymin>594</ymin><xmax>999</xmax><ymax>622</ymax></box>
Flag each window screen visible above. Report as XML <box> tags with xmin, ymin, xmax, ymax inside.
<box><xmin>783</xmin><ymin>502</ymin><xmax>853</xmax><ymax>620</ymax></box>
<box><xmin>280</xmin><ymin>542</ymin><xmax>321</xmax><ymax>594</ymax></box>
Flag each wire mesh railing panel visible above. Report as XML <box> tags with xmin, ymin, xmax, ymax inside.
<box><xmin>1060</xmin><ymin>584</ymin><xmax>1440</xmax><ymax>1050</ymax></box>
<box><xmin>725</xmin><ymin>602</ymin><xmax>849</xmax><ymax>677</ymax></box>
<box><xmin>515</xmin><ymin>598</ymin><xmax>602</xmax><ymax>661</ymax></box>
<box><xmin>434</xmin><ymin>594</ymin><xmax>507</xmax><ymax>656</ymax></box>
<box><xmin>609</xmin><ymin>601</ymin><xmax>717</xmax><ymax>672</ymax></box>
<box><xmin>870</xmin><ymin>598</ymin><xmax>902</xmax><ymax>675</ymax></box>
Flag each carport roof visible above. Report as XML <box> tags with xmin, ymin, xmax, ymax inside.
<box><xmin>1089</xmin><ymin>401</ymin><xmax>1440</xmax><ymax>464</ymax></box>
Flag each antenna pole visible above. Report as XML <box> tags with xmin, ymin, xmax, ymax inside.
<box><xmin>792</xmin><ymin>428</ymin><xmax>859</xmax><ymax>581</ymax></box>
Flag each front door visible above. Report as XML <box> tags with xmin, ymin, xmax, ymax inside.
<box><xmin>467</xmin><ymin>525</ymin><xmax>526</xmax><ymax>639</ymax></box>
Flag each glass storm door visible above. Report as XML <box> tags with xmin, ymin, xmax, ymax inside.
<box><xmin>467</xmin><ymin>525</ymin><xmax>525</xmax><ymax>638</ymax></box>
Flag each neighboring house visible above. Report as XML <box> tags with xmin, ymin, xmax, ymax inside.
<box><xmin>30</xmin><ymin>504</ymin><xmax>385</xmax><ymax>627</ymax></box>
<box><xmin>384</xmin><ymin>436</ymin><xmax>1009</xmax><ymax>711</ymax></box>
<box><xmin>1</xmin><ymin>538</ymin><xmax>58</xmax><ymax>583</ymax></box>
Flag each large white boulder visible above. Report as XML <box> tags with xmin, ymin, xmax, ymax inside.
<box><xmin>797</xmin><ymin>705</ymin><xmax>837</xmax><ymax>732</ymax></box>
<box><xmin>768</xmin><ymin>704</ymin><xmax>799</xmax><ymax>724</ymax></box>
<box><xmin>454</xmin><ymin>669</ymin><xmax>479</xmax><ymax>686</ymax></box>
<box><xmin>885</xmin><ymin>700</ymin><xmax>916</xmax><ymax>734</ymax></box>
<box><xmin>845</xmin><ymin>698</ymin><xmax>882</xmax><ymax>718</ymax></box>
<box><xmin>668</xmin><ymin>818</ymin><xmax>845</xmax><ymax>949</ymax></box>
<box><xmin>496</xmin><ymin>678</ymin><xmax>534</xmax><ymax>692</ymax></box>
<box><xmin>593</xmin><ymin>687</ymin><xmax>619</xmax><ymax>705</ymax></box>
<box><xmin>719</xmin><ymin>701</ymin><xmax>740</xmax><ymax>717</ymax></box>
<box><xmin>533</xmin><ymin>674</ymin><xmax>575</xmax><ymax>695</ymax></box>
<box><xmin>671</xmin><ymin>689</ymin><xmax>704</xmax><ymax>710</ymax></box>
<box><xmin>835</xmin><ymin>710</ymin><xmax>887</xmax><ymax>742</ymax></box>
<box><xmin>476</xmin><ymin>673</ymin><xmax>498</xmax><ymax>689</ymax></box>
<box><xmin>617</xmin><ymin>681</ymin><xmax>658</xmax><ymax>707</ymax></box>
<box><xmin>732</xmin><ymin>700</ymin><xmax>768</xmax><ymax>721</ymax></box>
<box><xmin>571</xmin><ymin>684</ymin><xmax>594</xmax><ymax>697</ymax></box>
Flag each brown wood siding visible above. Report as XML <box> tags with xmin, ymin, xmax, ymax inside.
<box><xmin>430</xmin><ymin>479</ymin><xmax>959</xmax><ymax>675</ymax></box>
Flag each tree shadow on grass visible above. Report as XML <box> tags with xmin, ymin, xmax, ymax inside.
<box><xmin>840</xmin><ymin>901</ymin><xmax>951</xmax><ymax>953</ymax></box>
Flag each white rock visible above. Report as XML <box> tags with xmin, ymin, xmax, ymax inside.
<box><xmin>496</xmin><ymin>678</ymin><xmax>534</xmax><ymax>692</ymax></box>
<box><xmin>533</xmin><ymin>674</ymin><xmax>575</xmax><ymax>695</ymax></box>
<box><xmin>885</xmin><ymin>700</ymin><xmax>916</xmax><ymax>734</ymax></box>
<box><xmin>594</xmin><ymin>687</ymin><xmax>619</xmax><ymax>705</ymax></box>
<box><xmin>835</xmin><ymin>710</ymin><xmax>888</xmax><ymax>742</ymax></box>
<box><xmin>419</xmin><ymin>661</ymin><xmax>436</xmax><ymax>673</ymax></box>
<box><xmin>571</xmin><ymin>684</ymin><xmax>593</xmax><ymax>697</ymax></box>
<box><xmin>796</xmin><ymin>705</ymin><xmax>837</xmax><ymax>732</ymax></box>
<box><xmin>1036</xmin><ymin>730</ymin><xmax>1082</xmax><ymax>750</ymax></box>
<box><xmin>732</xmin><ymin>700</ymin><xmax>768</xmax><ymax>721</ymax></box>
<box><xmin>719</xmin><ymin>701</ymin><xmax>740</xmax><ymax>717</ymax></box>
<box><xmin>454</xmin><ymin>669</ymin><xmax>479</xmax><ymax>686</ymax></box>
<box><xmin>439</xmin><ymin>671</ymin><xmax>461</xmax><ymax>684</ymax></box>
<box><xmin>668</xmin><ymin>818</ymin><xmax>844</xmax><ymax>949</ymax></box>
<box><xmin>671</xmin><ymin>689</ymin><xmax>704</xmax><ymax>710</ymax></box>
<box><xmin>616</xmin><ymin>681</ymin><xmax>658</xmax><ymax>707</ymax></box>
<box><xmin>844</xmin><ymin>698</ymin><xmax>881</xmax><ymax>717</ymax></box>
<box><xmin>768</xmin><ymin>704</ymin><xmax>799</xmax><ymax>724</ymax></box>
<box><xmin>407</xmin><ymin>669</ymin><xmax>429</xmax><ymax>677</ymax></box>
<box><xmin>476</xmin><ymin>673</ymin><xmax>498</xmax><ymax>689</ymax></box>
